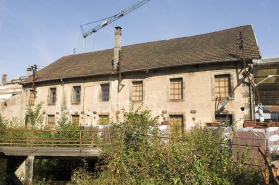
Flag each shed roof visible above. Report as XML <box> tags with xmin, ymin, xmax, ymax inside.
<box><xmin>22</xmin><ymin>25</ymin><xmax>261</xmax><ymax>84</ymax></box>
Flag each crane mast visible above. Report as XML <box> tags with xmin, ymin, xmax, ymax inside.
<box><xmin>81</xmin><ymin>0</ymin><xmax>151</xmax><ymax>53</ymax></box>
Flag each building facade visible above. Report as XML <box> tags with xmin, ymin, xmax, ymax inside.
<box><xmin>0</xmin><ymin>25</ymin><xmax>261</xmax><ymax>130</ymax></box>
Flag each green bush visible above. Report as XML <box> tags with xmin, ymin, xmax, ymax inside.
<box><xmin>72</xmin><ymin>104</ymin><xmax>263</xmax><ymax>185</ymax></box>
<box><xmin>25</xmin><ymin>101</ymin><xmax>46</xmax><ymax>129</ymax></box>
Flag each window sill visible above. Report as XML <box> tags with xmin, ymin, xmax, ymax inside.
<box><xmin>211</xmin><ymin>97</ymin><xmax>235</xmax><ymax>101</ymax></box>
<box><xmin>71</xmin><ymin>102</ymin><xmax>81</xmax><ymax>105</ymax></box>
<box><xmin>168</xmin><ymin>99</ymin><xmax>185</xmax><ymax>102</ymax></box>
<box><xmin>99</xmin><ymin>101</ymin><xmax>109</xmax><ymax>103</ymax></box>
<box><xmin>131</xmin><ymin>100</ymin><xmax>143</xmax><ymax>103</ymax></box>
<box><xmin>47</xmin><ymin>103</ymin><xmax>56</xmax><ymax>106</ymax></box>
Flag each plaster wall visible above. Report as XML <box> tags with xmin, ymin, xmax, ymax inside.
<box><xmin>0</xmin><ymin>63</ymin><xmax>251</xmax><ymax>130</ymax></box>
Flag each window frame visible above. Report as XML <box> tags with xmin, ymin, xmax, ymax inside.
<box><xmin>168</xmin><ymin>112</ymin><xmax>186</xmax><ymax>131</ymax></box>
<box><xmin>71</xmin><ymin>114</ymin><xmax>80</xmax><ymax>125</ymax></box>
<box><xmin>98</xmin><ymin>114</ymin><xmax>110</xmax><ymax>125</ymax></box>
<box><xmin>47</xmin><ymin>114</ymin><xmax>55</xmax><ymax>130</ymax></box>
<box><xmin>72</xmin><ymin>86</ymin><xmax>81</xmax><ymax>104</ymax></box>
<box><xmin>211</xmin><ymin>72</ymin><xmax>234</xmax><ymax>101</ymax></box>
<box><xmin>215</xmin><ymin>114</ymin><xmax>233</xmax><ymax>126</ymax></box>
<box><xmin>100</xmin><ymin>83</ymin><xmax>110</xmax><ymax>102</ymax></box>
<box><xmin>167</xmin><ymin>76</ymin><xmax>185</xmax><ymax>102</ymax></box>
<box><xmin>48</xmin><ymin>87</ymin><xmax>57</xmax><ymax>105</ymax></box>
<box><xmin>130</xmin><ymin>80</ymin><xmax>144</xmax><ymax>102</ymax></box>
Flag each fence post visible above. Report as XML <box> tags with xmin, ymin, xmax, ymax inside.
<box><xmin>11</xmin><ymin>130</ymin><xmax>13</xmax><ymax>146</ymax></box>
<box><xmin>265</xmin><ymin>150</ymin><xmax>269</xmax><ymax>184</ymax></box>
<box><xmin>31</xmin><ymin>130</ymin><xmax>34</xmax><ymax>153</ymax></box>
<box><xmin>91</xmin><ymin>130</ymin><xmax>94</xmax><ymax>148</ymax></box>
<box><xmin>79</xmin><ymin>130</ymin><xmax>82</xmax><ymax>153</ymax></box>
<box><xmin>52</xmin><ymin>131</ymin><xmax>54</xmax><ymax>148</ymax></box>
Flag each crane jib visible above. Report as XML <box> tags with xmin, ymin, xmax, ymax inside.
<box><xmin>81</xmin><ymin>0</ymin><xmax>151</xmax><ymax>53</ymax></box>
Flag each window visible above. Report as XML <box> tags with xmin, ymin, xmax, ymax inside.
<box><xmin>170</xmin><ymin>78</ymin><xmax>183</xmax><ymax>100</ymax></box>
<box><xmin>98</xmin><ymin>115</ymin><xmax>109</xmax><ymax>125</ymax></box>
<box><xmin>215</xmin><ymin>114</ymin><xmax>232</xmax><ymax>126</ymax></box>
<box><xmin>169</xmin><ymin>115</ymin><xmax>184</xmax><ymax>130</ymax></box>
<box><xmin>72</xmin><ymin>115</ymin><xmax>80</xmax><ymax>125</ymax></box>
<box><xmin>47</xmin><ymin>115</ymin><xmax>55</xmax><ymax>129</ymax></box>
<box><xmin>132</xmin><ymin>81</ymin><xmax>143</xmax><ymax>101</ymax></box>
<box><xmin>48</xmin><ymin>88</ymin><xmax>56</xmax><ymax>104</ymax></box>
<box><xmin>72</xmin><ymin>86</ymin><xmax>81</xmax><ymax>104</ymax></box>
<box><xmin>101</xmin><ymin>84</ymin><xmax>109</xmax><ymax>102</ymax></box>
<box><xmin>214</xmin><ymin>75</ymin><xmax>231</xmax><ymax>99</ymax></box>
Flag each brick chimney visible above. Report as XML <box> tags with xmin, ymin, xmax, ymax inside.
<box><xmin>2</xmin><ymin>74</ymin><xmax>7</xmax><ymax>85</ymax></box>
<box><xmin>26</xmin><ymin>67</ymin><xmax>32</xmax><ymax>78</ymax></box>
<box><xmin>113</xmin><ymin>26</ymin><xmax>122</xmax><ymax>71</ymax></box>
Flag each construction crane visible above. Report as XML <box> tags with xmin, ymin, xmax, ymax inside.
<box><xmin>80</xmin><ymin>0</ymin><xmax>151</xmax><ymax>53</ymax></box>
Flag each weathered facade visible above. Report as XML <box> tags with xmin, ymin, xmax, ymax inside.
<box><xmin>0</xmin><ymin>25</ymin><xmax>261</xmax><ymax>129</ymax></box>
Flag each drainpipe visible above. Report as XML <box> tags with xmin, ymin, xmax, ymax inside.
<box><xmin>249</xmin><ymin>81</ymin><xmax>254</xmax><ymax>120</ymax></box>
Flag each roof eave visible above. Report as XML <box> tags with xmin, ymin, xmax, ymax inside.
<box><xmin>21</xmin><ymin>58</ymin><xmax>255</xmax><ymax>84</ymax></box>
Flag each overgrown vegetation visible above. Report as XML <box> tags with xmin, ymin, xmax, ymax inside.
<box><xmin>0</xmin><ymin>103</ymin><xmax>263</xmax><ymax>184</ymax></box>
<box><xmin>71</xmin><ymin>104</ymin><xmax>263</xmax><ymax>185</ymax></box>
<box><xmin>25</xmin><ymin>102</ymin><xmax>46</xmax><ymax>129</ymax></box>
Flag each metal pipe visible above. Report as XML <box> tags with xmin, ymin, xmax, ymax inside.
<box><xmin>249</xmin><ymin>81</ymin><xmax>254</xmax><ymax>119</ymax></box>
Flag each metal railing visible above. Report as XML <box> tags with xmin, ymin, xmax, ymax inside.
<box><xmin>0</xmin><ymin>129</ymin><xmax>111</xmax><ymax>153</ymax></box>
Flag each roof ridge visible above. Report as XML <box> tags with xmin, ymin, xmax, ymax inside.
<box><xmin>67</xmin><ymin>25</ymin><xmax>253</xmax><ymax>56</ymax></box>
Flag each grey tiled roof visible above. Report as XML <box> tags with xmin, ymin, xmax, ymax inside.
<box><xmin>23</xmin><ymin>25</ymin><xmax>261</xmax><ymax>84</ymax></box>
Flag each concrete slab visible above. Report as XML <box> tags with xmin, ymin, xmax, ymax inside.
<box><xmin>0</xmin><ymin>146</ymin><xmax>101</xmax><ymax>158</ymax></box>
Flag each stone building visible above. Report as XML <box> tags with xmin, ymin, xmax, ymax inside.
<box><xmin>0</xmin><ymin>25</ymin><xmax>261</xmax><ymax>130</ymax></box>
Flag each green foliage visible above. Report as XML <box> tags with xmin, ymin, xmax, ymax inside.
<box><xmin>54</xmin><ymin>114</ymin><xmax>81</xmax><ymax>143</ymax></box>
<box><xmin>72</xmin><ymin>160</ymin><xmax>94</xmax><ymax>184</ymax></box>
<box><xmin>25</xmin><ymin>101</ymin><xmax>46</xmax><ymax>129</ymax></box>
<box><xmin>0</xmin><ymin>114</ymin><xmax>8</xmax><ymax>129</ymax></box>
<box><xmin>71</xmin><ymin>105</ymin><xmax>263</xmax><ymax>185</ymax></box>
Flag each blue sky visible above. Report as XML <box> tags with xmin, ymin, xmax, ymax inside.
<box><xmin>0</xmin><ymin>0</ymin><xmax>278</xmax><ymax>80</ymax></box>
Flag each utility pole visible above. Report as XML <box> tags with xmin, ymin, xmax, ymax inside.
<box><xmin>30</xmin><ymin>64</ymin><xmax>38</xmax><ymax>105</ymax></box>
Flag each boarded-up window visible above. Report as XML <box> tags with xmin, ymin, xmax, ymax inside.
<box><xmin>132</xmin><ymin>81</ymin><xmax>143</xmax><ymax>101</ymax></box>
<box><xmin>215</xmin><ymin>114</ymin><xmax>232</xmax><ymax>126</ymax></box>
<box><xmin>169</xmin><ymin>115</ymin><xmax>183</xmax><ymax>129</ymax></box>
<box><xmin>48</xmin><ymin>115</ymin><xmax>55</xmax><ymax>129</ymax></box>
<box><xmin>48</xmin><ymin>88</ymin><xmax>56</xmax><ymax>104</ymax></box>
<box><xmin>72</xmin><ymin>115</ymin><xmax>79</xmax><ymax>125</ymax></box>
<box><xmin>170</xmin><ymin>78</ymin><xmax>183</xmax><ymax>100</ymax></box>
<box><xmin>214</xmin><ymin>75</ymin><xmax>231</xmax><ymax>99</ymax></box>
<box><xmin>98</xmin><ymin>115</ymin><xmax>109</xmax><ymax>125</ymax></box>
<box><xmin>72</xmin><ymin>86</ymin><xmax>81</xmax><ymax>104</ymax></box>
<box><xmin>101</xmin><ymin>84</ymin><xmax>109</xmax><ymax>102</ymax></box>
<box><xmin>29</xmin><ymin>91</ymin><xmax>35</xmax><ymax>106</ymax></box>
